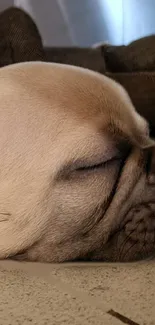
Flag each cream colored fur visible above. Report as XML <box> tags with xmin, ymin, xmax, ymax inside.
<box><xmin>0</xmin><ymin>62</ymin><xmax>154</xmax><ymax>262</ymax></box>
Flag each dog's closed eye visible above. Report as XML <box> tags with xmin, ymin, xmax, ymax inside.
<box><xmin>75</xmin><ymin>156</ymin><xmax>121</xmax><ymax>173</ymax></box>
<box><xmin>76</xmin><ymin>161</ymin><xmax>106</xmax><ymax>171</ymax></box>
<box><xmin>56</xmin><ymin>137</ymin><xmax>131</xmax><ymax>182</ymax></box>
<box><xmin>57</xmin><ymin>154</ymin><xmax>123</xmax><ymax>182</ymax></box>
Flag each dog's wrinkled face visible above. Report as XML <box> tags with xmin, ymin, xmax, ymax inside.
<box><xmin>0</xmin><ymin>62</ymin><xmax>155</xmax><ymax>263</ymax></box>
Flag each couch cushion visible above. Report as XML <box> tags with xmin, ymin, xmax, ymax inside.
<box><xmin>102</xmin><ymin>36</ymin><xmax>155</xmax><ymax>72</ymax></box>
<box><xmin>45</xmin><ymin>47</ymin><xmax>106</xmax><ymax>73</ymax></box>
<box><xmin>108</xmin><ymin>71</ymin><xmax>155</xmax><ymax>136</ymax></box>
<box><xmin>0</xmin><ymin>7</ymin><xmax>44</xmax><ymax>67</ymax></box>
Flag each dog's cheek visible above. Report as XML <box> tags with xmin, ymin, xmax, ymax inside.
<box><xmin>54</xmin><ymin>164</ymin><xmax>121</xmax><ymax>233</ymax></box>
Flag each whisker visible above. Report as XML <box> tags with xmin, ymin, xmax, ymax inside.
<box><xmin>119</xmin><ymin>220</ymin><xmax>142</xmax><ymax>261</ymax></box>
<box><xmin>153</xmin><ymin>227</ymin><xmax>155</xmax><ymax>245</ymax></box>
<box><xmin>138</xmin><ymin>228</ymin><xmax>147</xmax><ymax>260</ymax></box>
<box><xmin>121</xmin><ymin>241</ymin><xmax>137</xmax><ymax>261</ymax></box>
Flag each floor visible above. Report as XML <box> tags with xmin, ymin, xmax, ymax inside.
<box><xmin>0</xmin><ymin>260</ymin><xmax>154</xmax><ymax>325</ymax></box>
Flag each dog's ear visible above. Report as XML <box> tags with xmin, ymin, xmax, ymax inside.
<box><xmin>126</xmin><ymin>112</ymin><xmax>155</xmax><ymax>149</ymax></box>
<box><xmin>106</xmin><ymin>110</ymin><xmax>155</xmax><ymax>151</ymax></box>
<box><xmin>106</xmin><ymin>87</ymin><xmax>155</xmax><ymax>150</ymax></box>
<box><xmin>132</xmin><ymin>130</ymin><xmax>155</xmax><ymax>149</ymax></box>
<box><xmin>98</xmin><ymin>75</ymin><xmax>155</xmax><ymax>150</ymax></box>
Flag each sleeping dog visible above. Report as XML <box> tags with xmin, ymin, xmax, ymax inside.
<box><xmin>0</xmin><ymin>62</ymin><xmax>154</xmax><ymax>262</ymax></box>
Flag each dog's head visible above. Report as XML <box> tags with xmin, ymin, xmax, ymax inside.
<box><xmin>0</xmin><ymin>62</ymin><xmax>154</xmax><ymax>262</ymax></box>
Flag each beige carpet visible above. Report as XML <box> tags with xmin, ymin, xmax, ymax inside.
<box><xmin>0</xmin><ymin>260</ymin><xmax>154</xmax><ymax>325</ymax></box>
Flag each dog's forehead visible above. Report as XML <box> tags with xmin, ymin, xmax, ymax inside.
<box><xmin>46</xmin><ymin>63</ymin><xmax>131</xmax><ymax>118</ymax></box>
<box><xmin>1</xmin><ymin>61</ymin><xmax>130</xmax><ymax>119</ymax></box>
<box><xmin>0</xmin><ymin>62</ymin><xmax>150</xmax><ymax>150</ymax></box>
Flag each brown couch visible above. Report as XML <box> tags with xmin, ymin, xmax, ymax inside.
<box><xmin>1</xmin><ymin>6</ymin><xmax>155</xmax><ymax>136</ymax></box>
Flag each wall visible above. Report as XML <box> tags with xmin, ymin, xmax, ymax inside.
<box><xmin>14</xmin><ymin>0</ymin><xmax>124</xmax><ymax>46</ymax></box>
<box><xmin>15</xmin><ymin>0</ymin><xmax>74</xmax><ymax>46</ymax></box>
<box><xmin>124</xmin><ymin>0</ymin><xmax>155</xmax><ymax>43</ymax></box>
<box><xmin>0</xmin><ymin>0</ymin><xmax>14</xmax><ymax>11</ymax></box>
<box><xmin>1</xmin><ymin>0</ymin><xmax>155</xmax><ymax>47</ymax></box>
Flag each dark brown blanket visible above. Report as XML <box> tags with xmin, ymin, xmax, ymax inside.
<box><xmin>0</xmin><ymin>7</ymin><xmax>155</xmax><ymax>135</ymax></box>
